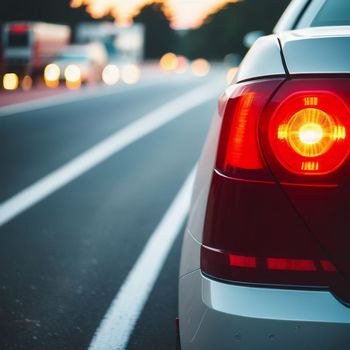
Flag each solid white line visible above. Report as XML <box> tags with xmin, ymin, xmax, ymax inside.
<box><xmin>88</xmin><ymin>166</ymin><xmax>196</xmax><ymax>350</ymax></box>
<box><xmin>0</xmin><ymin>78</ymin><xmax>165</xmax><ymax>117</ymax></box>
<box><xmin>0</xmin><ymin>82</ymin><xmax>217</xmax><ymax>227</ymax></box>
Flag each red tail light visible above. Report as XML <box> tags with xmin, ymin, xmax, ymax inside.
<box><xmin>261</xmin><ymin>78</ymin><xmax>350</xmax><ymax>185</ymax></box>
<box><xmin>10</xmin><ymin>24</ymin><xmax>29</xmax><ymax>33</ymax></box>
<box><xmin>202</xmin><ymin>77</ymin><xmax>350</xmax><ymax>304</ymax></box>
<box><xmin>216</xmin><ymin>79</ymin><xmax>282</xmax><ymax>181</ymax></box>
<box><xmin>268</xmin><ymin>91</ymin><xmax>350</xmax><ymax>176</ymax></box>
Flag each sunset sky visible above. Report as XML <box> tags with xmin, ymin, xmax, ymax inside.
<box><xmin>70</xmin><ymin>0</ymin><xmax>241</xmax><ymax>29</ymax></box>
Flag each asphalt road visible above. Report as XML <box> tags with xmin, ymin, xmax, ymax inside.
<box><xmin>0</xmin><ymin>69</ymin><xmax>225</xmax><ymax>350</ymax></box>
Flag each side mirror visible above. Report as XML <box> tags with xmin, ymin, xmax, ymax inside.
<box><xmin>243</xmin><ymin>30</ymin><xmax>266</xmax><ymax>49</ymax></box>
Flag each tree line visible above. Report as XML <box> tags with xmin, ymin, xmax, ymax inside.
<box><xmin>1</xmin><ymin>0</ymin><xmax>290</xmax><ymax>59</ymax></box>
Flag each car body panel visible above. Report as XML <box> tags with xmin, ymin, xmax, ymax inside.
<box><xmin>179</xmin><ymin>1</ymin><xmax>350</xmax><ymax>348</ymax></box>
<box><xmin>280</xmin><ymin>26</ymin><xmax>350</xmax><ymax>74</ymax></box>
<box><xmin>179</xmin><ymin>230</ymin><xmax>201</xmax><ymax>278</ymax></box>
<box><xmin>234</xmin><ymin>35</ymin><xmax>285</xmax><ymax>83</ymax></box>
<box><xmin>186</xmin><ymin>111</ymin><xmax>223</xmax><ymax>243</ymax></box>
<box><xmin>179</xmin><ymin>271</ymin><xmax>350</xmax><ymax>350</ymax></box>
<box><xmin>258</xmin><ymin>77</ymin><xmax>350</xmax><ymax>303</ymax></box>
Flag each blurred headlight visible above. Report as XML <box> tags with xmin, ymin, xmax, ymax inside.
<box><xmin>121</xmin><ymin>64</ymin><xmax>140</xmax><ymax>85</ymax></box>
<box><xmin>191</xmin><ymin>59</ymin><xmax>210</xmax><ymax>77</ymax></box>
<box><xmin>44</xmin><ymin>64</ymin><xmax>60</xmax><ymax>88</ymax></box>
<box><xmin>102</xmin><ymin>65</ymin><xmax>120</xmax><ymax>85</ymax></box>
<box><xmin>65</xmin><ymin>64</ymin><xmax>81</xmax><ymax>89</ymax></box>
<box><xmin>159</xmin><ymin>53</ymin><xmax>178</xmax><ymax>71</ymax></box>
<box><xmin>45</xmin><ymin>64</ymin><xmax>60</xmax><ymax>82</ymax></box>
<box><xmin>3</xmin><ymin>73</ymin><xmax>19</xmax><ymax>90</ymax></box>
<box><xmin>65</xmin><ymin>64</ymin><xmax>81</xmax><ymax>83</ymax></box>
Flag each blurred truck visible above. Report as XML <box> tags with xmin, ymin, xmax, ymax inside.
<box><xmin>1</xmin><ymin>22</ymin><xmax>71</xmax><ymax>78</ymax></box>
<box><xmin>75</xmin><ymin>22</ymin><xmax>144</xmax><ymax>64</ymax></box>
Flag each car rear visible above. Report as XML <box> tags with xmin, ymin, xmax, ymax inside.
<box><xmin>179</xmin><ymin>26</ymin><xmax>350</xmax><ymax>350</ymax></box>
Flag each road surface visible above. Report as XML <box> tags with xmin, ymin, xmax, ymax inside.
<box><xmin>0</xmin><ymin>68</ymin><xmax>226</xmax><ymax>350</ymax></box>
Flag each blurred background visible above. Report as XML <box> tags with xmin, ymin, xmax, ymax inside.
<box><xmin>0</xmin><ymin>0</ymin><xmax>289</xmax><ymax>96</ymax></box>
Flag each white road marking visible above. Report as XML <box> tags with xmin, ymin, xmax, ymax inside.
<box><xmin>0</xmin><ymin>83</ymin><xmax>217</xmax><ymax>227</ymax></box>
<box><xmin>88</xmin><ymin>166</ymin><xmax>196</xmax><ymax>350</ymax></box>
<box><xmin>0</xmin><ymin>78</ymin><xmax>167</xmax><ymax>117</ymax></box>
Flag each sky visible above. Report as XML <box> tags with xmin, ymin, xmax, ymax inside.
<box><xmin>70</xmin><ymin>0</ymin><xmax>241</xmax><ymax>29</ymax></box>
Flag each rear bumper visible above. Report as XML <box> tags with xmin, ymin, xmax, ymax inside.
<box><xmin>179</xmin><ymin>270</ymin><xmax>350</xmax><ymax>350</ymax></box>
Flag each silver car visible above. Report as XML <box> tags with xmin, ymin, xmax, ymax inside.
<box><xmin>179</xmin><ymin>1</ymin><xmax>350</xmax><ymax>349</ymax></box>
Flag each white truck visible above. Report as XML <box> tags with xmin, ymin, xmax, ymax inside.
<box><xmin>1</xmin><ymin>22</ymin><xmax>71</xmax><ymax>77</ymax></box>
<box><xmin>75</xmin><ymin>22</ymin><xmax>145</xmax><ymax>64</ymax></box>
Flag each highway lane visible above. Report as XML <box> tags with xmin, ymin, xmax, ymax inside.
<box><xmin>0</xmin><ymin>70</ymin><xmax>225</xmax><ymax>349</ymax></box>
<box><xmin>0</xmin><ymin>74</ymin><xmax>209</xmax><ymax>202</ymax></box>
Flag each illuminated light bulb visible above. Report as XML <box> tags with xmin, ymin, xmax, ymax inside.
<box><xmin>284</xmin><ymin>108</ymin><xmax>338</xmax><ymax>158</ymax></box>
<box><xmin>298</xmin><ymin>123</ymin><xmax>323</xmax><ymax>145</ymax></box>
<box><xmin>271</xmin><ymin>93</ymin><xmax>350</xmax><ymax>175</ymax></box>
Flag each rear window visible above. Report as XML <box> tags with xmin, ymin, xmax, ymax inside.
<box><xmin>8</xmin><ymin>32</ymin><xmax>29</xmax><ymax>47</ymax></box>
<box><xmin>312</xmin><ymin>0</ymin><xmax>350</xmax><ymax>27</ymax></box>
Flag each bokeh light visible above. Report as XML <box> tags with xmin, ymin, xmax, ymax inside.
<box><xmin>175</xmin><ymin>56</ymin><xmax>189</xmax><ymax>74</ymax></box>
<box><xmin>65</xmin><ymin>64</ymin><xmax>82</xmax><ymax>89</ymax></box>
<box><xmin>3</xmin><ymin>73</ymin><xmax>19</xmax><ymax>91</ymax></box>
<box><xmin>159</xmin><ymin>52</ymin><xmax>178</xmax><ymax>71</ymax></box>
<box><xmin>21</xmin><ymin>75</ymin><xmax>33</xmax><ymax>91</ymax></box>
<box><xmin>121</xmin><ymin>64</ymin><xmax>141</xmax><ymax>85</ymax></box>
<box><xmin>191</xmin><ymin>59</ymin><xmax>210</xmax><ymax>77</ymax></box>
<box><xmin>44</xmin><ymin>64</ymin><xmax>60</xmax><ymax>88</ymax></box>
<box><xmin>226</xmin><ymin>67</ymin><xmax>238</xmax><ymax>85</ymax></box>
<box><xmin>102</xmin><ymin>64</ymin><xmax>120</xmax><ymax>85</ymax></box>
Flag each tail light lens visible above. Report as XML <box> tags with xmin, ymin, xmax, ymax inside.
<box><xmin>10</xmin><ymin>24</ymin><xmax>29</xmax><ymax>33</ymax></box>
<box><xmin>202</xmin><ymin>77</ymin><xmax>350</xmax><ymax>304</ymax></box>
<box><xmin>269</xmin><ymin>92</ymin><xmax>350</xmax><ymax>176</ymax></box>
<box><xmin>216</xmin><ymin>79</ymin><xmax>283</xmax><ymax>181</ymax></box>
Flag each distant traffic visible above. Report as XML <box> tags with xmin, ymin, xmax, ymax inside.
<box><xmin>0</xmin><ymin>21</ymin><xmax>238</xmax><ymax>94</ymax></box>
<box><xmin>0</xmin><ymin>21</ymin><xmax>145</xmax><ymax>90</ymax></box>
